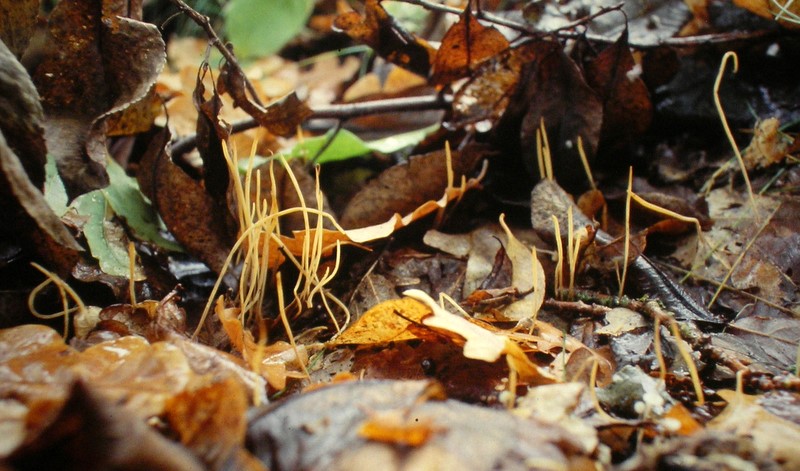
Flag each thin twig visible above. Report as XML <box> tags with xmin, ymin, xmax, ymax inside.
<box><xmin>170</xmin><ymin>94</ymin><xmax>453</xmax><ymax>155</ymax></box>
<box><xmin>398</xmin><ymin>0</ymin><xmax>623</xmax><ymax>38</ymax></box>
<box><xmin>396</xmin><ymin>0</ymin><xmax>773</xmax><ymax>48</ymax></box>
<box><xmin>167</xmin><ymin>0</ymin><xmax>264</xmax><ymax>107</ymax></box>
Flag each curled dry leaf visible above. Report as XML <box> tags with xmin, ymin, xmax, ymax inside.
<box><xmin>219</xmin><ymin>60</ymin><xmax>312</xmax><ymax>137</ymax></box>
<box><xmin>0</xmin><ymin>37</ymin><xmax>46</xmax><ymax>186</ymax></box>
<box><xmin>0</xmin><ymin>130</ymin><xmax>82</xmax><ymax>276</ymax></box>
<box><xmin>30</xmin><ymin>0</ymin><xmax>166</xmax><ymax>195</ymax></box>
<box><xmin>497</xmin><ymin>215</ymin><xmax>546</xmax><ymax>321</ymax></box>
<box><xmin>215</xmin><ymin>297</ymin><xmax>308</xmax><ymax>391</ymax></box>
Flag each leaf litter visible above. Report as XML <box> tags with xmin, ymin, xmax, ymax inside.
<box><xmin>1</xmin><ymin>0</ymin><xmax>800</xmax><ymax>469</ymax></box>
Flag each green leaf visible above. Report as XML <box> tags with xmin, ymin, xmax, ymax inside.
<box><xmin>103</xmin><ymin>158</ymin><xmax>183</xmax><ymax>252</ymax></box>
<box><xmin>223</xmin><ymin>0</ymin><xmax>314</xmax><ymax>59</ymax></box>
<box><xmin>291</xmin><ymin>128</ymin><xmax>372</xmax><ymax>164</ymax></box>
<box><xmin>70</xmin><ymin>191</ymin><xmax>139</xmax><ymax>278</ymax></box>
<box><xmin>365</xmin><ymin>123</ymin><xmax>440</xmax><ymax>154</ymax></box>
<box><xmin>44</xmin><ymin>154</ymin><xmax>68</xmax><ymax>216</ymax></box>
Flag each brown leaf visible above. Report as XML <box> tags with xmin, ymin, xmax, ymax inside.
<box><xmin>584</xmin><ymin>29</ymin><xmax>653</xmax><ymax>154</ymax></box>
<box><xmin>0</xmin><ymin>38</ymin><xmax>46</xmax><ymax>187</ymax></box>
<box><xmin>0</xmin><ymin>130</ymin><xmax>82</xmax><ymax>271</ymax></box>
<box><xmin>518</xmin><ymin>45</ymin><xmax>603</xmax><ymax>184</ymax></box>
<box><xmin>0</xmin><ymin>0</ymin><xmax>38</xmax><ymax>58</ymax></box>
<box><xmin>193</xmin><ymin>62</ymin><xmax>231</xmax><ymax>198</ymax></box>
<box><xmin>431</xmin><ymin>9</ymin><xmax>509</xmax><ymax>86</ymax></box>
<box><xmin>219</xmin><ymin>61</ymin><xmax>312</xmax><ymax>137</ymax></box>
<box><xmin>137</xmin><ymin>128</ymin><xmax>233</xmax><ymax>274</ymax></box>
<box><xmin>31</xmin><ymin>0</ymin><xmax>165</xmax><ymax>195</ymax></box>
<box><xmin>449</xmin><ymin>40</ymin><xmax>554</xmax><ymax>131</ymax></box>
<box><xmin>165</xmin><ymin>377</ymin><xmax>264</xmax><ymax>470</ymax></box>
<box><xmin>340</xmin><ymin>144</ymin><xmax>489</xmax><ymax>228</ymax></box>
<box><xmin>8</xmin><ymin>380</ymin><xmax>204</xmax><ymax>471</ymax></box>
<box><xmin>333</xmin><ymin>0</ymin><xmax>435</xmax><ymax>76</ymax></box>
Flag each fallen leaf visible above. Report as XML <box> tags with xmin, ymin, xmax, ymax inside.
<box><xmin>0</xmin><ymin>0</ymin><xmax>38</xmax><ymax>58</ymax></box>
<box><xmin>517</xmin><ymin>45</ymin><xmax>603</xmax><ymax>183</ymax></box>
<box><xmin>333</xmin><ymin>0</ymin><xmax>435</xmax><ymax>76</ymax></box>
<box><xmin>450</xmin><ymin>40</ymin><xmax>555</xmax><ymax>132</ymax></box>
<box><xmin>340</xmin><ymin>144</ymin><xmax>489</xmax><ymax>228</ymax></box>
<box><xmin>7</xmin><ymin>380</ymin><xmax>204</xmax><ymax>471</ymax></box>
<box><xmin>331</xmin><ymin>297</ymin><xmax>429</xmax><ymax>345</ymax></box>
<box><xmin>431</xmin><ymin>8</ymin><xmax>509</xmax><ymax>86</ymax></box>
<box><xmin>404</xmin><ymin>289</ymin><xmax>556</xmax><ymax>384</ymax></box>
<box><xmin>584</xmin><ymin>29</ymin><xmax>653</xmax><ymax>155</ymax></box>
<box><xmin>31</xmin><ymin>0</ymin><xmax>165</xmax><ymax>195</ymax></box>
<box><xmin>137</xmin><ymin>129</ymin><xmax>233</xmax><ymax>274</ymax></box>
<box><xmin>219</xmin><ymin>60</ymin><xmax>312</xmax><ymax>137</ymax></box>
<box><xmin>710</xmin><ymin>390</ymin><xmax>800</xmax><ymax>468</ymax></box>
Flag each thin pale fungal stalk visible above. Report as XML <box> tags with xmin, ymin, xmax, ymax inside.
<box><xmin>713</xmin><ymin>51</ymin><xmax>759</xmax><ymax>220</ymax></box>
<box><xmin>29</xmin><ymin>262</ymin><xmax>87</xmax><ymax>338</ymax></box>
<box><xmin>618</xmin><ymin>167</ymin><xmax>633</xmax><ymax>298</ymax></box>
<box><xmin>667</xmin><ymin>318</ymin><xmax>705</xmax><ymax>405</ymax></box>
<box><xmin>551</xmin><ymin>215</ymin><xmax>564</xmax><ymax>298</ymax></box>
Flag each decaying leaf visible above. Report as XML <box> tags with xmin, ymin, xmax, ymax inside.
<box><xmin>733</xmin><ymin>0</ymin><xmax>800</xmax><ymax>29</ymax></box>
<box><xmin>0</xmin><ymin>0</ymin><xmax>38</xmax><ymax>58</ymax></box>
<box><xmin>584</xmin><ymin>29</ymin><xmax>653</xmax><ymax>154</ymax></box>
<box><xmin>31</xmin><ymin>0</ymin><xmax>166</xmax><ymax>195</ymax></box>
<box><xmin>137</xmin><ymin>129</ymin><xmax>233</xmax><ymax>274</ymax></box>
<box><xmin>247</xmin><ymin>380</ymin><xmax>594</xmax><ymax>471</ymax></box>
<box><xmin>742</xmin><ymin>117</ymin><xmax>794</xmax><ymax>169</ymax></box>
<box><xmin>431</xmin><ymin>8</ymin><xmax>509</xmax><ymax>86</ymax></box>
<box><xmin>0</xmin><ymin>37</ymin><xmax>46</xmax><ymax>186</ymax></box>
<box><xmin>450</xmin><ymin>40</ymin><xmax>555</xmax><ymax>131</ymax></box>
<box><xmin>709</xmin><ymin>390</ymin><xmax>800</xmax><ymax>468</ymax></box>
<box><xmin>517</xmin><ymin>45</ymin><xmax>603</xmax><ymax>183</ymax></box>
<box><xmin>7</xmin><ymin>380</ymin><xmax>204</xmax><ymax>471</ymax></box>
<box><xmin>331</xmin><ymin>297</ymin><xmax>428</xmax><ymax>345</ymax></box>
<box><xmin>333</xmin><ymin>0</ymin><xmax>435</xmax><ymax>77</ymax></box>
<box><xmin>340</xmin><ymin>144</ymin><xmax>489</xmax><ymax>228</ymax></box>
<box><xmin>404</xmin><ymin>289</ymin><xmax>556</xmax><ymax>384</ymax></box>
<box><xmin>219</xmin><ymin>59</ymin><xmax>312</xmax><ymax>137</ymax></box>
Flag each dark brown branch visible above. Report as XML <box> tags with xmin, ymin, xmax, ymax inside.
<box><xmin>167</xmin><ymin>0</ymin><xmax>264</xmax><ymax>107</ymax></box>
<box><xmin>169</xmin><ymin>94</ymin><xmax>453</xmax><ymax>156</ymax></box>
